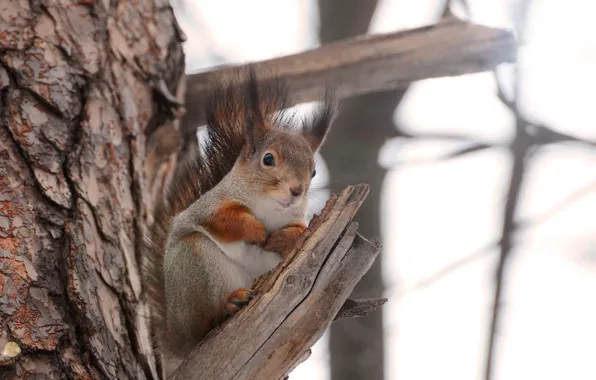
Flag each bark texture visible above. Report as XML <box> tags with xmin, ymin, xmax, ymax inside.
<box><xmin>0</xmin><ymin>1</ymin><xmax>184</xmax><ymax>378</ymax></box>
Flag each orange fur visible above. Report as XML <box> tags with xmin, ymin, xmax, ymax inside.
<box><xmin>263</xmin><ymin>222</ymin><xmax>307</xmax><ymax>259</ymax></box>
<box><xmin>212</xmin><ymin>288</ymin><xmax>254</xmax><ymax>327</ymax></box>
<box><xmin>204</xmin><ymin>201</ymin><xmax>267</xmax><ymax>245</ymax></box>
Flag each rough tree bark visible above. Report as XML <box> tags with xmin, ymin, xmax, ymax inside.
<box><xmin>0</xmin><ymin>1</ymin><xmax>184</xmax><ymax>378</ymax></box>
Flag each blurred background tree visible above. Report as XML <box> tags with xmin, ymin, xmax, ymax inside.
<box><xmin>317</xmin><ymin>1</ymin><xmax>397</xmax><ymax>379</ymax></box>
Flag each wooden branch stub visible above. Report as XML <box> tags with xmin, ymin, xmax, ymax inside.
<box><xmin>334</xmin><ymin>298</ymin><xmax>388</xmax><ymax>321</ymax></box>
<box><xmin>182</xmin><ymin>18</ymin><xmax>517</xmax><ymax>129</ymax></box>
<box><xmin>170</xmin><ymin>184</ymin><xmax>383</xmax><ymax>380</ymax></box>
<box><xmin>282</xmin><ymin>349</ymin><xmax>312</xmax><ymax>380</ymax></box>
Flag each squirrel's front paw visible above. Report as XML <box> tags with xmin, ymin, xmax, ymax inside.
<box><xmin>215</xmin><ymin>288</ymin><xmax>255</xmax><ymax>325</ymax></box>
<box><xmin>263</xmin><ymin>223</ymin><xmax>306</xmax><ymax>259</ymax></box>
<box><xmin>244</xmin><ymin>219</ymin><xmax>267</xmax><ymax>246</ymax></box>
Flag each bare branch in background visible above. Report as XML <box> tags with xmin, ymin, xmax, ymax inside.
<box><xmin>406</xmin><ymin>175</ymin><xmax>596</xmax><ymax>293</ymax></box>
<box><xmin>400</xmin><ymin>131</ymin><xmax>491</xmax><ymax>141</ymax></box>
<box><xmin>485</xmin><ymin>131</ymin><xmax>529</xmax><ymax>380</ymax></box>
<box><xmin>484</xmin><ymin>1</ymin><xmax>534</xmax><ymax>379</ymax></box>
<box><xmin>530</xmin><ymin>123</ymin><xmax>596</xmax><ymax>147</ymax></box>
<box><xmin>485</xmin><ymin>0</ymin><xmax>596</xmax><ymax>375</ymax></box>
<box><xmin>180</xmin><ymin>18</ymin><xmax>517</xmax><ymax>134</ymax></box>
<box><xmin>439</xmin><ymin>142</ymin><xmax>495</xmax><ymax>160</ymax></box>
<box><xmin>385</xmin><ymin>142</ymin><xmax>497</xmax><ymax>167</ymax></box>
<box><xmin>516</xmin><ymin>179</ymin><xmax>596</xmax><ymax>229</ymax></box>
<box><xmin>408</xmin><ymin>241</ymin><xmax>498</xmax><ymax>292</ymax></box>
<box><xmin>495</xmin><ymin>73</ymin><xmax>596</xmax><ymax>148</ymax></box>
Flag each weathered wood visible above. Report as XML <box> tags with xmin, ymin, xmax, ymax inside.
<box><xmin>283</xmin><ymin>350</ymin><xmax>312</xmax><ymax>380</ymax></box>
<box><xmin>170</xmin><ymin>185</ymin><xmax>383</xmax><ymax>380</ymax></box>
<box><xmin>181</xmin><ymin>17</ymin><xmax>517</xmax><ymax>130</ymax></box>
<box><xmin>334</xmin><ymin>298</ymin><xmax>388</xmax><ymax>321</ymax></box>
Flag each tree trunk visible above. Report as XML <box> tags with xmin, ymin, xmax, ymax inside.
<box><xmin>318</xmin><ymin>3</ymin><xmax>458</xmax><ymax>378</ymax></box>
<box><xmin>317</xmin><ymin>1</ymin><xmax>399</xmax><ymax>379</ymax></box>
<box><xmin>322</xmin><ymin>91</ymin><xmax>404</xmax><ymax>380</ymax></box>
<box><xmin>0</xmin><ymin>1</ymin><xmax>184</xmax><ymax>378</ymax></box>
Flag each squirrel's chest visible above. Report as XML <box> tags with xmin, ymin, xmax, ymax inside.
<box><xmin>211</xmin><ymin>240</ymin><xmax>282</xmax><ymax>279</ymax></box>
<box><xmin>253</xmin><ymin>202</ymin><xmax>305</xmax><ymax>234</ymax></box>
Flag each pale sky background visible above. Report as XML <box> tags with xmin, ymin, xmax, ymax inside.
<box><xmin>174</xmin><ymin>0</ymin><xmax>596</xmax><ymax>379</ymax></box>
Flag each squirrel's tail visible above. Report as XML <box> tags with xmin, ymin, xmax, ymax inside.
<box><xmin>141</xmin><ymin>67</ymin><xmax>290</xmax><ymax>351</ymax></box>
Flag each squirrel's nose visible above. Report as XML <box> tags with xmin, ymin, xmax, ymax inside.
<box><xmin>290</xmin><ymin>185</ymin><xmax>303</xmax><ymax>197</ymax></box>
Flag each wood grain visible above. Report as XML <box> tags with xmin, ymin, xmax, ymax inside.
<box><xmin>334</xmin><ymin>298</ymin><xmax>388</xmax><ymax>321</ymax></box>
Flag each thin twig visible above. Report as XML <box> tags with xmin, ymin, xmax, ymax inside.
<box><xmin>495</xmin><ymin>72</ymin><xmax>596</xmax><ymax>148</ymax></box>
<box><xmin>516</xmin><ymin>178</ymin><xmax>596</xmax><ymax>229</ymax></box>
<box><xmin>485</xmin><ymin>130</ymin><xmax>528</xmax><ymax>380</ymax></box>
<box><xmin>408</xmin><ymin>241</ymin><xmax>498</xmax><ymax>292</ymax></box>
<box><xmin>398</xmin><ymin>142</ymin><xmax>496</xmax><ymax>166</ymax></box>
<box><xmin>484</xmin><ymin>1</ymin><xmax>534</xmax><ymax>379</ymax></box>
<box><xmin>405</xmin><ymin>175</ymin><xmax>596</xmax><ymax>293</ymax></box>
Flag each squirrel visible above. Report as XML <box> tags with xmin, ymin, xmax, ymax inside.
<box><xmin>141</xmin><ymin>67</ymin><xmax>337</xmax><ymax>376</ymax></box>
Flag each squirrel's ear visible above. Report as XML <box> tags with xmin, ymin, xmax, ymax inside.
<box><xmin>244</xmin><ymin>66</ymin><xmax>270</xmax><ymax>153</ymax></box>
<box><xmin>303</xmin><ymin>92</ymin><xmax>337</xmax><ymax>152</ymax></box>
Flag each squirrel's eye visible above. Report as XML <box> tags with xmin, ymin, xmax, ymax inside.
<box><xmin>263</xmin><ymin>153</ymin><xmax>275</xmax><ymax>166</ymax></box>
<box><xmin>311</xmin><ymin>169</ymin><xmax>316</xmax><ymax>178</ymax></box>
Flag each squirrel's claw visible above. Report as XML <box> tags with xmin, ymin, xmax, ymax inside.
<box><xmin>217</xmin><ymin>288</ymin><xmax>255</xmax><ymax>322</ymax></box>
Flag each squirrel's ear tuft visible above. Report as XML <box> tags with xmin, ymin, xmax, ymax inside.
<box><xmin>303</xmin><ymin>90</ymin><xmax>337</xmax><ymax>152</ymax></box>
<box><xmin>244</xmin><ymin>66</ymin><xmax>270</xmax><ymax>152</ymax></box>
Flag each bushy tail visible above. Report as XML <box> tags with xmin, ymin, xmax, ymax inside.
<box><xmin>141</xmin><ymin>67</ymin><xmax>290</xmax><ymax>353</ymax></box>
